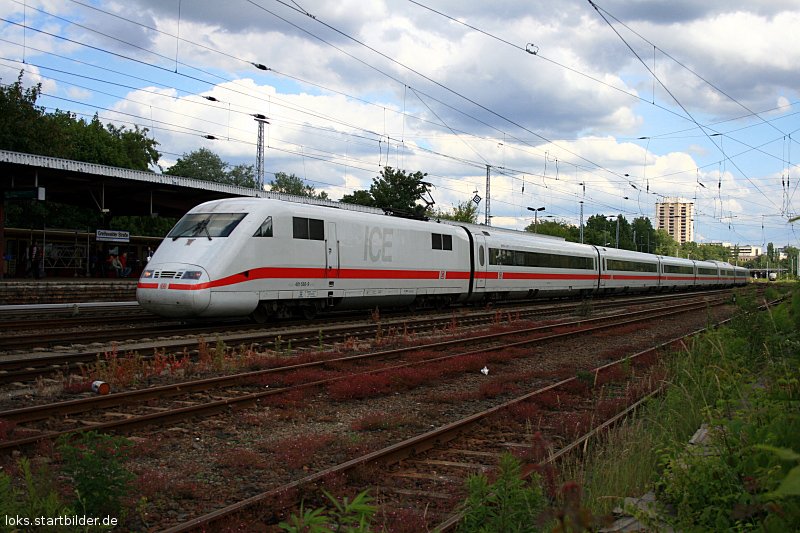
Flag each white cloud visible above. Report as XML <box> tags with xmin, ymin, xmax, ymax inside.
<box><xmin>65</xmin><ymin>86</ymin><xmax>91</xmax><ymax>100</ymax></box>
<box><xmin>10</xmin><ymin>0</ymin><xmax>798</xmax><ymax>245</ymax></box>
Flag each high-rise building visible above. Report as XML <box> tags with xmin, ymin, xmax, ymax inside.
<box><xmin>655</xmin><ymin>198</ymin><xmax>694</xmax><ymax>244</ymax></box>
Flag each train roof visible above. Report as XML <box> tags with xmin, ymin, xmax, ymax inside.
<box><xmin>186</xmin><ymin>196</ymin><xmax>570</xmax><ymax>241</ymax></box>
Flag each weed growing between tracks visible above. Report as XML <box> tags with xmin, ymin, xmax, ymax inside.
<box><xmin>0</xmin><ymin>431</ymin><xmax>135</xmax><ymax>528</ymax></box>
<box><xmin>560</xmin><ymin>284</ymin><xmax>800</xmax><ymax>530</ymax></box>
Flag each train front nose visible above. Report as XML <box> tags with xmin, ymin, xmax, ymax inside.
<box><xmin>136</xmin><ymin>263</ymin><xmax>211</xmax><ymax>317</ymax></box>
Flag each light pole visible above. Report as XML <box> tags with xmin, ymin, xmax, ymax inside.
<box><xmin>527</xmin><ymin>206</ymin><xmax>545</xmax><ymax>233</ymax></box>
<box><xmin>605</xmin><ymin>215</ymin><xmax>620</xmax><ymax>248</ymax></box>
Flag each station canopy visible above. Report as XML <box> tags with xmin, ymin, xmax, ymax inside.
<box><xmin>0</xmin><ymin>149</ymin><xmax>378</xmax><ymax>218</ymax></box>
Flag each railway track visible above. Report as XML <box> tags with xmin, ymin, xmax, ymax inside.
<box><xmin>0</xmin><ymin>290</ymin><xmax>735</xmax><ymax>383</ymax></box>
<box><xmin>159</xmin><ymin>328</ymin><xmax>700</xmax><ymax>532</ymax></box>
<box><xmin>0</xmin><ymin>295</ymin><xmax>730</xmax><ymax>454</ymax></box>
<box><xmin>161</xmin><ymin>294</ymin><xmax>776</xmax><ymax>532</ymax></box>
<box><xmin>0</xmin><ymin>288</ymin><xmax>763</xmax><ymax>531</ymax></box>
<box><xmin>0</xmin><ymin>289</ymin><xmax>738</xmax><ymax>352</ymax></box>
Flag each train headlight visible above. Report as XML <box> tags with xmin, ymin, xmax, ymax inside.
<box><xmin>182</xmin><ymin>271</ymin><xmax>203</xmax><ymax>280</ymax></box>
<box><xmin>141</xmin><ymin>270</ymin><xmax>154</xmax><ymax>279</ymax></box>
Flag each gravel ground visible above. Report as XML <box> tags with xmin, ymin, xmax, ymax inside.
<box><xmin>0</xmin><ymin>297</ymin><xmax>739</xmax><ymax>531</ymax></box>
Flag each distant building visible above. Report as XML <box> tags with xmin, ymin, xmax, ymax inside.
<box><xmin>709</xmin><ymin>242</ymin><xmax>762</xmax><ymax>262</ymax></box>
<box><xmin>735</xmin><ymin>245</ymin><xmax>763</xmax><ymax>260</ymax></box>
<box><xmin>655</xmin><ymin>198</ymin><xmax>694</xmax><ymax>244</ymax></box>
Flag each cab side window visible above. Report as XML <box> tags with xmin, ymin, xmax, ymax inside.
<box><xmin>431</xmin><ymin>233</ymin><xmax>452</xmax><ymax>250</ymax></box>
<box><xmin>293</xmin><ymin>217</ymin><xmax>324</xmax><ymax>241</ymax></box>
<box><xmin>253</xmin><ymin>216</ymin><xmax>273</xmax><ymax>237</ymax></box>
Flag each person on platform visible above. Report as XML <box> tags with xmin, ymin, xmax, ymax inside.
<box><xmin>120</xmin><ymin>252</ymin><xmax>132</xmax><ymax>278</ymax></box>
<box><xmin>110</xmin><ymin>254</ymin><xmax>123</xmax><ymax>277</ymax></box>
<box><xmin>29</xmin><ymin>242</ymin><xmax>42</xmax><ymax>279</ymax></box>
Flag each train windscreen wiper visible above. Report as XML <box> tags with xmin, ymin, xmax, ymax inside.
<box><xmin>172</xmin><ymin>219</ymin><xmax>212</xmax><ymax>241</ymax></box>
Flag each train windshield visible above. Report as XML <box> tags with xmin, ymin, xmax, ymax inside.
<box><xmin>168</xmin><ymin>213</ymin><xmax>246</xmax><ymax>240</ymax></box>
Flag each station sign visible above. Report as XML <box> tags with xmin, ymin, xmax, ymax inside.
<box><xmin>4</xmin><ymin>187</ymin><xmax>45</xmax><ymax>200</ymax></box>
<box><xmin>96</xmin><ymin>229</ymin><xmax>130</xmax><ymax>243</ymax></box>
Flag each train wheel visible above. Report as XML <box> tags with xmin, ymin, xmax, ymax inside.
<box><xmin>301</xmin><ymin>305</ymin><xmax>317</xmax><ymax>320</ymax></box>
<box><xmin>250</xmin><ymin>304</ymin><xmax>269</xmax><ymax>324</ymax></box>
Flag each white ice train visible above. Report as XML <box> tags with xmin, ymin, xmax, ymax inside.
<box><xmin>136</xmin><ymin>197</ymin><xmax>749</xmax><ymax>320</ymax></box>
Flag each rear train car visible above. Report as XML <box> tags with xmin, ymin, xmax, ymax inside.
<box><xmin>470</xmin><ymin>229</ymin><xmax>600</xmax><ymax>301</ymax></box>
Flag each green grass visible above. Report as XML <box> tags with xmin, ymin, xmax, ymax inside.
<box><xmin>560</xmin><ymin>285</ymin><xmax>800</xmax><ymax>530</ymax></box>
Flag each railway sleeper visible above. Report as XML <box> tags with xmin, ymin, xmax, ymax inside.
<box><xmin>389</xmin><ymin>471</ymin><xmax>461</xmax><ymax>484</ymax></box>
<box><xmin>380</xmin><ymin>486</ymin><xmax>453</xmax><ymax>500</ymax></box>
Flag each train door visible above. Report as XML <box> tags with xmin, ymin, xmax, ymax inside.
<box><xmin>474</xmin><ymin>234</ymin><xmax>487</xmax><ymax>290</ymax></box>
<box><xmin>326</xmin><ymin>222</ymin><xmax>339</xmax><ymax>278</ymax></box>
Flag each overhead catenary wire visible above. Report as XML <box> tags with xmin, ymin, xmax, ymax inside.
<box><xmin>585</xmin><ymin>0</ymin><xmax>780</xmax><ymax>213</ymax></box>
<box><xmin>1</xmin><ymin>1</ymin><xmax>795</xmax><ymax>241</ymax></box>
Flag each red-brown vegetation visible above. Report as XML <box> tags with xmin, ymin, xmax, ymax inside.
<box><xmin>262</xmin><ymin>388</ymin><xmax>309</xmax><ymax>407</ymax></box>
<box><xmin>280</xmin><ymin>367</ymin><xmax>342</xmax><ymax>386</ymax></box>
<box><xmin>327</xmin><ymin>373</ymin><xmax>393</xmax><ymax>400</ymax></box>
<box><xmin>478</xmin><ymin>378</ymin><xmax>519</xmax><ymax>399</ymax></box>
<box><xmin>351</xmin><ymin>411</ymin><xmax>417</xmax><ymax>431</ymax></box>
<box><xmin>378</xmin><ymin>507</ymin><xmax>432</xmax><ymax>533</ymax></box>
<box><xmin>594</xmin><ymin>364</ymin><xmax>628</xmax><ymax>386</ymax></box>
<box><xmin>268</xmin><ymin>433</ymin><xmax>336</xmax><ymax>469</ymax></box>
<box><xmin>0</xmin><ymin>418</ymin><xmax>16</xmax><ymax>440</ymax></box>
<box><xmin>215</xmin><ymin>447</ymin><xmax>268</xmax><ymax>471</ymax></box>
<box><xmin>504</xmin><ymin>402</ymin><xmax>541</xmax><ymax>423</ymax></box>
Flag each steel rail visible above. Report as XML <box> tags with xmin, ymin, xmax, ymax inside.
<box><xmin>0</xmin><ymin>297</ymin><xmax>727</xmax><ymax>432</ymax></box>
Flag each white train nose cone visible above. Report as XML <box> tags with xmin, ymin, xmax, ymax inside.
<box><xmin>136</xmin><ymin>263</ymin><xmax>211</xmax><ymax>317</ymax></box>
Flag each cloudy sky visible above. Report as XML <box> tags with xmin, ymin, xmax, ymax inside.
<box><xmin>1</xmin><ymin>0</ymin><xmax>798</xmax><ymax>248</ymax></box>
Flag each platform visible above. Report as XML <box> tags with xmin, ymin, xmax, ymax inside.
<box><xmin>0</xmin><ymin>278</ymin><xmax>137</xmax><ymax>305</ymax></box>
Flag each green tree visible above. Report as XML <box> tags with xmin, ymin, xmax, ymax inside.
<box><xmin>687</xmin><ymin>242</ymin><xmax>730</xmax><ymax>261</ymax></box>
<box><xmin>0</xmin><ymin>72</ymin><xmax>48</xmax><ymax>155</ymax></box>
<box><xmin>165</xmin><ymin>148</ymin><xmax>228</xmax><ymax>182</ymax></box>
<box><xmin>631</xmin><ymin>216</ymin><xmax>655</xmax><ymax>253</ymax></box>
<box><xmin>340</xmin><ymin>189</ymin><xmax>375</xmax><ymax>207</ymax></box>
<box><xmin>654</xmin><ymin>229</ymin><xmax>679</xmax><ymax>256</ymax></box>
<box><xmin>369</xmin><ymin>166</ymin><xmax>429</xmax><ymax>217</ymax></box>
<box><xmin>783</xmin><ymin>246</ymin><xmax>799</xmax><ymax>276</ymax></box>
<box><xmin>227</xmin><ymin>164</ymin><xmax>258</xmax><ymax>188</ymax></box>
<box><xmin>434</xmin><ymin>200</ymin><xmax>479</xmax><ymax>223</ymax></box>
<box><xmin>165</xmin><ymin>148</ymin><xmax>258</xmax><ymax>188</ymax></box>
<box><xmin>110</xmin><ymin>123</ymin><xmax>160</xmax><ymax>171</ymax></box>
<box><xmin>269</xmin><ymin>172</ymin><xmax>327</xmax><ymax>198</ymax></box>
<box><xmin>525</xmin><ymin>219</ymin><xmax>580</xmax><ymax>241</ymax></box>
<box><xmin>0</xmin><ymin>71</ymin><xmax>159</xmax><ymax>170</ymax></box>
<box><xmin>584</xmin><ymin>215</ymin><xmax>615</xmax><ymax>247</ymax></box>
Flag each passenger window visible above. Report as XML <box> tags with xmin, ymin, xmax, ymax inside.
<box><xmin>253</xmin><ymin>216</ymin><xmax>273</xmax><ymax>237</ymax></box>
<box><xmin>479</xmin><ymin>245</ymin><xmax>485</xmax><ymax>266</ymax></box>
<box><xmin>443</xmin><ymin>234</ymin><xmax>452</xmax><ymax>250</ymax></box>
